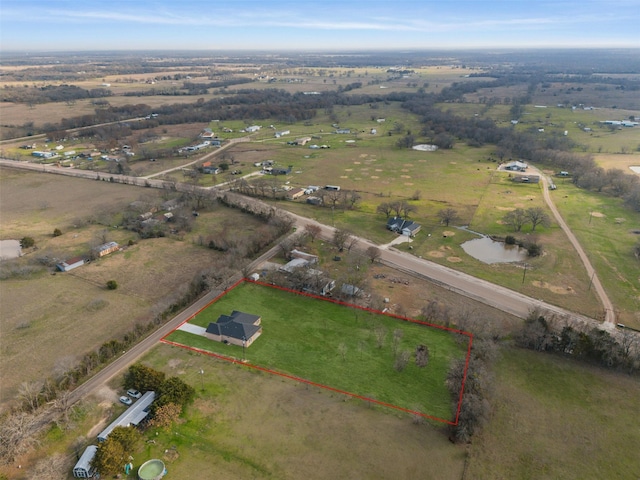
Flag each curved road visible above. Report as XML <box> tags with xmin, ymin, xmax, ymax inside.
<box><xmin>1</xmin><ymin>157</ymin><xmax>611</xmax><ymax>330</ymax></box>
<box><xmin>529</xmin><ymin>166</ymin><xmax>616</xmax><ymax>325</ymax></box>
<box><xmin>0</xmin><ymin>157</ymin><xmax>612</xmax><ymax>329</ymax></box>
<box><xmin>0</xmin><ymin>157</ymin><xmax>620</xmax><ymax>408</ymax></box>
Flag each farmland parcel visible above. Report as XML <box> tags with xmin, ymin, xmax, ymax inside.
<box><xmin>164</xmin><ymin>281</ymin><xmax>470</xmax><ymax>422</ymax></box>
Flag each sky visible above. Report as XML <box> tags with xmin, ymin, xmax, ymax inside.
<box><xmin>1</xmin><ymin>0</ymin><xmax>639</xmax><ymax>52</ymax></box>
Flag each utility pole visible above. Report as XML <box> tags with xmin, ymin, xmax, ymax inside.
<box><xmin>242</xmin><ymin>336</ymin><xmax>246</xmax><ymax>362</ymax></box>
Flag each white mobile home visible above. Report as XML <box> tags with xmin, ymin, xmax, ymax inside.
<box><xmin>97</xmin><ymin>391</ymin><xmax>155</xmax><ymax>442</ymax></box>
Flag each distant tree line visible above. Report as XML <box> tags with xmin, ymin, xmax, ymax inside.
<box><xmin>122</xmin><ymin>77</ymin><xmax>255</xmax><ymax>96</ymax></box>
<box><xmin>0</xmin><ymin>84</ymin><xmax>112</xmax><ymax>104</ymax></box>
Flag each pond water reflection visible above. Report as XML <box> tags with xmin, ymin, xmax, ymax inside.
<box><xmin>461</xmin><ymin>237</ymin><xmax>527</xmax><ymax>264</ymax></box>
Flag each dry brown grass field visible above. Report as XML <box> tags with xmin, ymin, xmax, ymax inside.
<box><xmin>594</xmin><ymin>152</ymin><xmax>640</xmax><ymax>174</ymax></box>
<box><xmin>0</xmin><ymin>168</ymin><xmax>266</xmax><ymax>406</ymax></box>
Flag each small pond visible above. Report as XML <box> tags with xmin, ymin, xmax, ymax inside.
<box><xmin>0</xmin><ymin>240</ymin><xmax>22</xmax><ymax>260</ymax></box>
<box><xmin>461</xmin><ymin>237</ymin><xmax>527</xmax><ymax>264</ymax></box>
<box><xmin>412</xmin><ymin>144</ymin><xmax>438</xmax><ymax>151</ymax></box>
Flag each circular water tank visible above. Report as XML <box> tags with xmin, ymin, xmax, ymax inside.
<box><xmin>138</xmin><ymin>459</ymin><xmax>166</xmax><ymax>480</ymax></box>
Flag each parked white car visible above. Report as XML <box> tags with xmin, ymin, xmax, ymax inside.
<box><xmin>127</xmin><ymin>389</ymin><xmax>142</xmax><ymax>399</ymax></box>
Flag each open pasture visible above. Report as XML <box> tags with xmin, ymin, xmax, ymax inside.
<box><xmin>0</xmin><ymin>168</ymin><xmax>270</xmax><ymax>405</ymax></box>
<box><xmin>15</xmin><ymin>343</ymin><xmax>466</xmax><ymax>480</ymax></box>
<box><xmin>551</xmin><ymin>185</ymin><xmax>640</xmax><ymax>326</ymax></box>
<box><xmin>514</xmin><ymin>105</ymin><xmax>640</xmax><ymax>154</ymax></box>
<box><xmin>164</xmin><ymin>281</ymin><xmax>469</xmax><ymax>421</ymax></box>
<box><xmin>593</xmin><ymin>153</ymin><xmax>640</xmax><ymax>174</ymax></box>
<box><xmin>467</xmin><ymin>347</ymin><xmax>640</xmax><ymax>479</ymax></box>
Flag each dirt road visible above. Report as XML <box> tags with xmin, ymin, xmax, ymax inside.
<box><xmin>0</xmin><ymin>157</ymin><xmax>610</xmax><ymax>329</ymax></box>
<box><xmin>529</xmin><ymin>166</ymin><xmax>616</xmax><ymax>326</ymax></box>
<box><xmin>143</xmin><ymin>136</ymin><xmax>250</xmax><ymax>179</ymax></box>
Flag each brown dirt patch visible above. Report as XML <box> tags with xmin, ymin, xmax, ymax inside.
<box><xmin>447</xmin><ymin>257</ymin><xmax>462</xmax><ymax>263</ymax></box>
<box><xmin>532</xmin><ymin>280</ymin><xmax>574</xmax><ymax>295</ymax></box>
<box><xmin>167</xmin><ymin>358</ymin><xmax>183</xmax><ymax>369</ymax></box>
<box><xmin>367</xmin><ymin>264</ymin><xmax>519</xmax><ymax>331</ymax></box>
<box><xmin>442</xmin><ymin>231</ymin><xmax>456</xmax><ymax>237</ymax></box>
<box><xmin>591</xmin><ymin>211</ymin><xmax>605</xmax><ymax>218</ymax></box>
<box><xmin>428</xmin><ymin>250</ymin><xmax>445</xmax><ymax>258</ymax></box>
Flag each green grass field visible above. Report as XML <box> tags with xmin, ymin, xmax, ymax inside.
<box><xmin>467</xmin><ymin>347</ymin><xmax>640</xmax><ymax>479</ymax></box>
<box><xmin>114</xmin><ymin>344</ymin><xmax>467</xmax><ymax>480</ymax></box>
<box><xmin>549</xmin><ymin>182</ymin><xmax>640</xmax><ymax>326</ymax></box>
<box><xmin>164</xmin><ymin>281</ymin><xmax>468</xmax><ymax>421</ymax></box>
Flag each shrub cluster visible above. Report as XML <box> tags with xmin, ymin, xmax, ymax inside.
<box><xmin>516</xmin><ymin>310</ymin><xmax>640</xmax><ymax>373</ymax></box>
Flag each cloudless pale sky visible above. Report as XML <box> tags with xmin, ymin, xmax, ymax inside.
<box><xmin>1</xmin><ymin>0</ymin><xmax>639</xmax><ymax>52</ymax></box>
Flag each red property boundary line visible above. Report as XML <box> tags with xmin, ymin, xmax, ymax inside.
<box><xmin>160</xmin><ymin>278</ymin><xmax>473</xmax><ymax>425</ymax></box>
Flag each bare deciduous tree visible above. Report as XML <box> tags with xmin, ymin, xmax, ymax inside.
<box><xmin>344</xmin><ymin>235</ymin><xmax>359</xmax><ymax>253</ymax></box>
<box><xmin>304</xmin><ymin>223</ymin><xmax>322</xmax><ymax>242</ymax></box>
<box><xmin>437</xmin><ymin>208</ymin><xmax>459</xmax><ymax>227</ymax></box>
<box><xmin>394</xmin><ymin>351</ymin><xmax>411</xmax><ymax>371</ymax></box>
<box><xmin>376</xmin><ymin>202</ymin><xmax>393</xmax><ymax>218</ymax></box>
<box><xmin>503</xmin><ymin>208</ymin><xmax>528</xmax><ymax>232</ymax></box>
<box><xmin>374</xmin><ymin>324</ymin><xmax>387</xmax><ymax>349</ymax></box>
<box><xmin>525</xmin><ymin>207</ymin><xmax>551</xmax><ymax>231</ymax></box>
<box><xmin>392</xmin><ymin>329</ymin><xmax>404</xmax><ymax>355</ymax></box>
<box><xmin>366</xmin><ymin>246</ymin><xmax>381</xmax><ymax>263</ymax></box>
<box><xmin>415</xmin><ymin>344</ymin><xmax>430</xmax><ymax>367</ymax></box>
<box><xmin>333</xmin><ymin>228</ymin><xmax>350</xmax><ymax>251</ymax></box>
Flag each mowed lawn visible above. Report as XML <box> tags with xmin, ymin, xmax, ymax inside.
<box><xmin>165</xmin><ymin>282</ymin><xmax>468</xmax><ymax>421</ymax></box>
<box><xmin>467</xmin><ymin>348</ymin><xmax>640</xmax><ymax>480</ymax></box>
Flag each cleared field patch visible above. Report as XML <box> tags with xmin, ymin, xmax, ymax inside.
<box><xmin>16</xmin><ymin>344</ymin><xmax>465</xmax><ymax>480</ymax></box>
<box><xmin>551</xmin><ymin>185</ymin><xmax>640</xmax><ymax>327</ymax></box>
<box><xmin>593</xmin><ymin>152</ymin><xmax>640</xmax><ymax>174</ymax></box>
<box><xmin>164</xmin><ymin>281</ymin><xmax>470</xmax><ymax>422</ymax></box>
<box><xmin>0</xmin><ymin>237</ymin><xmax>219</xmax><ymax>404</ymax></box>
<box><xmin>467</xmin><ymin>348</ymin><xmax>640</xmax><ymax>479</ymax></box>
<box><xmin>0</xmin><ymin>168</ymin><xmax>165</xmax><ymax>238</ymax></box>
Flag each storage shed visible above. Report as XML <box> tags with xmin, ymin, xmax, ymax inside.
<box><xmin>72</xmin><ymin>445</ymin><xmax>98</xmax><ymax>478</ymax></box>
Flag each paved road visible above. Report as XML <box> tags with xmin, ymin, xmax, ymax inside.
<box><xmin>66</xmin><ymin>242</ymin><xmax>283</xmax><ymax>405</ymax></box>
<box><xmin>1</xmin><ymin>157</ymin><xmax>619</xmax><ymax>409</ymax></box>
<box><xmin>287</xmin><ymin>213</ymin><xmax>607</xmax><ymax>331</ymax></box>
<box><xmin>0</xmin><ymin>157</ymin><xmax>610</xmax><ymax>330</ymax></box>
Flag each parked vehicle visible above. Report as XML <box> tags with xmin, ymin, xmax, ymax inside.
<box><xmin>119</xmin><ymin>396</ymin><xmax>133</xmax><ymax>406</ymax></box>
<box><xmin>127</xmin><ymin>389</ymin><xmax>142</xmax><ymax>399</ymax></box>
